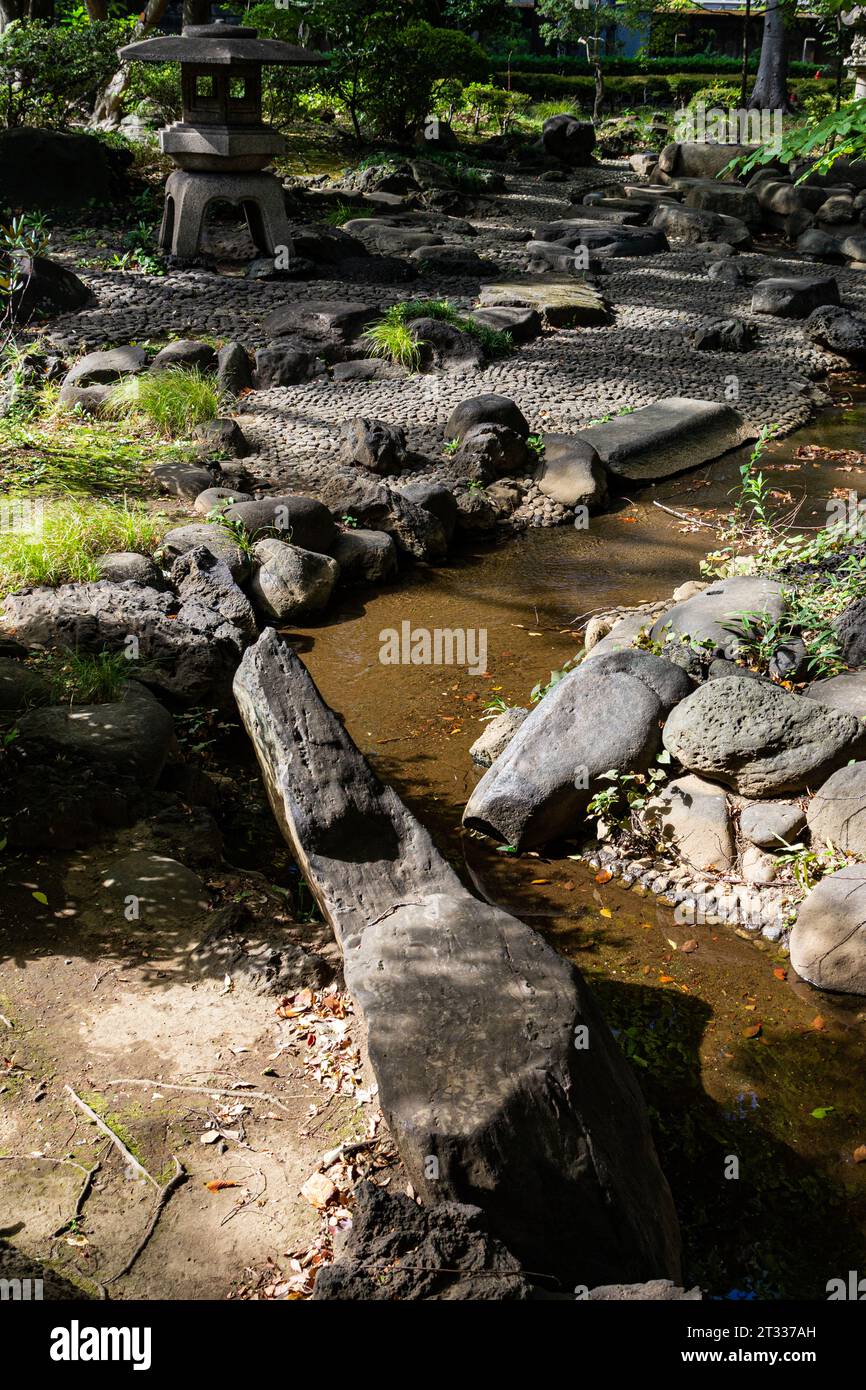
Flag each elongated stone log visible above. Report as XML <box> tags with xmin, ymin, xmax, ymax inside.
<box><xmin>233</xmin><ymin>630</ymin><xmax>682</xmax><ymax>1287</ymax></box>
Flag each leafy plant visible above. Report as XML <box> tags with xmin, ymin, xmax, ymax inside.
<box><xmin>585</xmin><ymin>751</ymin><xmax>673</xmax><ymax>840</ymax></box>
<box><xmin>38</xmin><ymin>649</ymin><xmax>131</xmax><ymax>705</ymax></box>
<box><xmin>773</xmin><ymin>838</ymin><xmax>853</xmax><ymax>896</ymax></box>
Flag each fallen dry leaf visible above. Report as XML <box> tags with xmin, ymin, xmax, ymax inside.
<box><xmin>853</xmin><ymin>1146</ymin><xmax>866</xmax><ymax>1164</ymax></box>
<box><xmin>742</xmin><ymin>1023</ymin><xmax>763</xmax><ymax>1039</ymax></box>
<box><xmin>595</xmin><ymin>869</ymin><xmax>613</xmax><ymax>884</ymax></box>
<box><xmin>810</xmin><ymin>1016</ymin><xmax>827</xmax><ymax>1031</ymax></box>
<box><xmin>773</xmin><ymin>967</ymin><xmax>788</xmax><ymax>981</ymax></box>
<box><xmin>300</xmin><ymin>1172</ymin><xmax>338</xmax><ymax>1210</ymax></box>
<box><xmin>205</xmin><ymin>1179</ymin><xmax>241</xmax><ymax>1193</ymax></box>
<box><xmin>681</xmin><ymin>940</ymin><xmax>698</xmax><ymax>954</ymax></box>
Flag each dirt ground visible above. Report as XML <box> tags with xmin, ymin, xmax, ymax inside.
<box><xmin>0</xmin><ymin>823</ymin><xmax>397</xmax><ymax>1300</ymax></box>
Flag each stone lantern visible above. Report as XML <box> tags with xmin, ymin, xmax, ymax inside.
<box><xmin>119</xmin><ymin>20</ymin><xmax>323</xmax><ymax>260</ymax></box>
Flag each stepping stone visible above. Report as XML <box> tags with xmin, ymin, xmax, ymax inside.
<box><xmin>651</xmin><ymin>575</ymin><xmax>784</xmax><ymax>654</ymax></box>
<box><xmin>751</xmin><ymin>275</ymin><xmax>839</xmax><ymax>318</ymax></box>
<box><xmin>477</xmin><ymin>274</ymin><xmax>609</xmax><ymax>328</ymax></box>
<box><xmin>575</xmin><ymin>397</ymin><xmax>752</xmax><ymax>483</ymax></box>
<box><xmin>652</xmin><ymin>203</ymin><xmax>752</xmax><ymax>248</ymax></box>
<box><xmin>263</xmin><ymin>300</ymin><xmax>378</xmax><ymax>344</ymax></box>
<box><xmin>568</xmin><ymin>202</ymin><xmax>648</xmax><ymax>225</ymax></box>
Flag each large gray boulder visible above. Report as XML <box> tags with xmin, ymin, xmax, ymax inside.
<box><xmin>658</xmin><ymin>142</ymin><xmax>755</xmax><ymax>180</ymax></box>
<box><xmin>340</xmin><ymin>417</ymin><xmax>407</xmax><ymax>475</ymax></box>
<box><xmin>574</xmin><ymin>398</ymin><xmax>751</xmax><ymax>484</ymax></box>
<box><xmin>446</xmin><ymin>394</ymin><xmax>529</xmax><ymax>441</ymax></box>
<box><xmin>803</xmin><ymin>304</ymin><xmax>866</xmax><ymax>363</ymax></box>
<box><xmin>221</xmin><ymin>494</ymin><xmax>337</xmax><ymax>553</ymax></box>
<box><xmin>683</xmin><ymin>182</ymin><xmax>761</xmax><ymax>228</ymax></box>
<box><xmin>662</xmin><ymin>675</ymin><xmax>866</xmax><ymax>796</ymax></box>
<box><xmin>15</xmin><ymin>680</ymin><xmax>173</xmax><ymax>788</ymax></box>
<box><xmin>651</xmin><ymin>203</ymin><xmax>751</xmax><ymax>248</ymax></box>
<box><xmin>170</xmin><ymin>545</ymin><xmax>258</xmax><ymax>648</ymax></box>
<box><xmin>1</xmin><ymin>580</ymin><xmax>239</xmax><ymax>704</ymax></box>
<box><xmin>234</xmin><ymin>631</ymin><xmax>682</xmax><ymax>1286</ymax></box>
<box><xmin>249</xmin><ymin>540</ymin><xmax>339</xmax><ymax>621</ymax></box>
<box><xmin>650</xmin><ymin>575</ymin><xmax>784</xmax><ymax>657</ymax></box>
<box><xmin>62</xmin><ymin>344</ymin><xmax>147</xmax><ymax>390</ymax></box>
<box><xmin>535</xmin><ymin>434</ymin><xmax>608</xmax><ymax>510</ymax></box>
<box><xmin>159</xmin><ymin>522</ymin><xmax>250</xmax><ymax>581</ymax></box>
<box><xmin>332</xmin><ymin>528</ymin><xmax>398</xmax><ymax>584</ymax></box>
<box><xmin>807</xmin><ymin>762</ymin><xmax>866</xmax><ymax>856</ymax></box>
<box><xmin>463</xmin><ymin>649</ymin><xmax>691</xmax><ymax>850</ymax></box>
<box><xmin>789</xmin><ymin>865</ymin><xmax>866</xmax><ymax>993</ymax></box>
<box><xmin>310</xmin><ymin>473</ymin><xmax>448</xmax><ymax>561</ymax></box>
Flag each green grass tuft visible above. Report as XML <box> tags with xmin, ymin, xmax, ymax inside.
<box><xmin>362</xmin><ymin>297</ymin><xmax>512</xmax><ymax>368</ymax></box>
<box><xmin>0</xmin><ymin>498</ymin><xmax>165</xmax><ymax>594</ymax></box>
<box><xmin>38</xmin><ymin>649</ymin><xmax>132</xmax><ymax>705</ymax></box>
<box><xmin>105</xmin><ymin>366</ymin><xmax>222</xmax><ymax>438</ymax></box>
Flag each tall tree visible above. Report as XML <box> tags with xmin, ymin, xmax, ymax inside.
<box><xmin>749</xmin><ymin>0</ymin><xmax>791</xmax><ymax>111</ymax></box>
<box><xmin>91</xmin><ymin>0</ymin><xmax>168</xmax><ymax>125</ymax></box>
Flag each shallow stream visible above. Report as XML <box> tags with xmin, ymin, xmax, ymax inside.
<box><xmin>285</xmin><ymin>386</ymin><xmax>866</xmax><ymax>1297</ymax></box>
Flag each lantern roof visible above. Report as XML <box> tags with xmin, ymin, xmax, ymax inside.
<box><xmin>119</xmin><ymin>20</ymin><xmax>325</xmax><ymax>67</ymax></box>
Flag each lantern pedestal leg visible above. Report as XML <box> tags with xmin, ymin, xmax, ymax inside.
<box><xmin>161</xmin><ymin>170</ymin><xmax>293</xmax><ymax>261</ymax></box>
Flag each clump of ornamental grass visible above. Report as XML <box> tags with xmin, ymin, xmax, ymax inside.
<box><xmin>106</xmin><ymin>366</ymin><xmax>223</xmax><ymax>437</ymax></box>
<box><xmin>0</xmin><ymin>497</ymin><xmax>164</xmax><ymax>593</ymax></box>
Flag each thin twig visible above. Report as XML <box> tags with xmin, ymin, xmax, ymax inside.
<box><xmin>106</xmin><ymin>1077</ymin><xmax>299</xmax><ymax>1115</ymax></box>
<box><xmin>0</xmin><ymin>1014</ymin><xmax>12</xmax><ymax>1029</ymax></box>
<box><xmin>104</xmin><ymin>1157</ymin><xmax>186</xmax><ymax>1284</ymax></box>
<box><xmin>65</xmin><ymin>1085</ymin><xmax>158</xmax><ymax>1188</ymax></box>
<box><xmin>652</xmin><ymin>500</ymin><xmax>718</xmax><ymax>529</ymax></box>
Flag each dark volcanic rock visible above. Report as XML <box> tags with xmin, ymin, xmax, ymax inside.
<box><xmin>339</xmin><ymin>417</ymin><xmax>408</xmax><ymax>475</ymax></box>
<box><xmin>446</xmin><ymin>393</ymin><xmax>529</xmax><ymax>441</ymax></box>
<box><xmin>313</xmin><ymin>1182</ymin><xmax>532</xmax><ymax>1300</ymax></box>
<box><xmin>10</xmin><ymin>255</ymin><xmax>92</xmax><ymax>323</ymax></box>
<box><xmin>542</xmin><ymin>113</ymin><xmax>597</xmax><ymax>166</ymax></box>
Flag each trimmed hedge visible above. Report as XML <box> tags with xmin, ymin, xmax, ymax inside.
<box><xmin>497</xmin><ymin>69</ymin><xmax>849</xmax><ymax>109</ymax></box>
<box><xmin>487</xmin><ymin>53</ymin><xmax>830</xmax><ymax>78</ymax></box>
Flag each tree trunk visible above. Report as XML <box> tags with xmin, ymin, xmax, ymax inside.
<box><xmin>592</xmin><ymin>61</ymin><xmax>604</xmax><ymax>122</ymax></box>
<box><xmin>739</xmin><ymin>0</ymin><xmax>751</xmax><ymax>107</ymax></box>
<box><xmin>90</xmin><ymin>0</ymin><xmax>169</xmax><ymax>127</ymax></box>
<box><xmin>182</xmin><ymin>0</ymin><xmax>209</xmax><ymax>25</ymax></box>
<box><xmin>748</xmin><ymin>0</ymin><xmax>790</xmax><ymax>111</ymax></box>
<box><xmin>84</xmin><ymin>0</ymin><xmax>108</xmax><ymax>19</ymax></box>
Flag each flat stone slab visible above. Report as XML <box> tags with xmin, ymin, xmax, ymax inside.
<box><xmin>263</xmin><ymin>300</ymin><xmax>379</xmax><ymax>343</ymax></box>
<box><xmin>574</xmin><ymin>397</ymin><xmax>751</xmax><ymax>483</ymax></box>
<box><xmin>233</xmin><ymin>631</ymin><xmax>682</xmax><ymax>1287</ymax></box>
<box><xmin>751</xmin><ymin>276</ymin><xmax>840</xmax><ymax>318</ymax></box>
<box><xmin>646</xmin><ymin>773</ymin><xmax>735</xmax><ymax>872</ymax></box>
<box><xmin>476</xmin><ymin>274</ymin><xmax>610</xmax><ymax>328</ymax></box>
<box><xmin>650</xmin><ymin>575</ymin><xmax>784</xmax><ymax>656</ymax></box>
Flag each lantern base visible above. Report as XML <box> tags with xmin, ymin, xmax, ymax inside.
<box><xmin>159</xmin><ymin>168</ymin><xmax>292</xmax><ymax>260</ymax></box>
